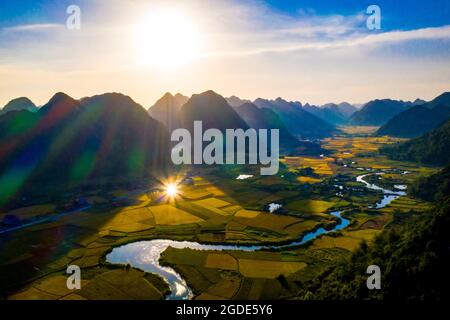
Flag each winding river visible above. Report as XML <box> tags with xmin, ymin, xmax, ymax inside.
<box><xmin>106</xmin><ymin>172</ymin><xmax>406</xmax><ymax>300</ymax></box>
<box><xmin>356</xmin><ymin>173</ymin><xmax>406</xmax><ymax>208</ymax></box>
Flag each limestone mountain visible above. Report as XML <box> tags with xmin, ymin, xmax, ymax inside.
<box><xmin>334</xmin><ymin>102</ymin><xmax>358</xmax><ymax>118</ymax></box>
<box><xmin>0</xmin><ymin>97</ymin><xmax>37</xmax><ymax>116</ymax></box>
<box><xmin>148</xmin><ymin>92</ymin><xmax>188</xmax><ymax>132</ymax></box>
<box><xmin>349</xmin><ymin>99</ymin><xmax>410</xmax><ymax>126</ymax></box>
<box><xmin>234</xmin><ymin>102</ymin><xmax>323</xmax><ymax>154</ymax></box>
<box><xmin>303</xmin><ymin>103</ymin><xmax>348</xmax><ymax>126</ymax></box>
<box><xmin>226</xmin><ymin>96</ymin><xmax>251</xmax><ymax>108</ymax></box>
<box><xmin>253</xmin><ymin>98</ymin><xmax>334</xmax><ymax>138</ymax></box>
<box><xmin>179</xmin><ymin>90</ymin><xmax>249</xmax><ymax>132</ymax></box>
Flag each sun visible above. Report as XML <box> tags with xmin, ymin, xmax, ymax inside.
<box><xmin>165</xmin><ymin>182</ymin><xmax>179</xmax><ymax>198</ymax></box>
<box><xmin>135</xmin><ymin>8</ymin><xmax>202</xmax><ymax>68</ymax></box>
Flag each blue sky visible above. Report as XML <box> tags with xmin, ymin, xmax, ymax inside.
<box><xmin>265</xmin><ymin>0</ymin><xmax>450</xmax><ymax>30</ymax></box>
<box><xmin>2</xmin><ymin>0</ymin><xmax>449</xmax><ymax>30</ymax></box>
<box><xmin>0</xmin><ymin>0</ymin><xmax>449</xmax><ymax>107</ymax></box>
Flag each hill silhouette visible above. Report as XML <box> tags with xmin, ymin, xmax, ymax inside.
<box><xmin>148</xmin><ymin>92</ymin><xmax>188</xmax><ymax>132</ymax></box>
<box><xmin>349</xmin><ymin>99</ymin><xmax>409</xmax><ymax>126</ymax></box>
<box><xmin>0</xmin><ymin>97</ymin><xmax>37</xmax><ymax>116</ymax></box>
<box><xmin>378</xmin><ymin>92</ymin><xmax>450</xmax><ymax>137</ymax></box>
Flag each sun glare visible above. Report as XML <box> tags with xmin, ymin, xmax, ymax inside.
<box><xmin>135</xmin><ymin>8</ymin><xmax>202</xmax><ymax>68</ymax></box>
<box><xmin>165</xmin><ymin>183</ymin><xmax>179</xmax><ymax>198</ymax></box>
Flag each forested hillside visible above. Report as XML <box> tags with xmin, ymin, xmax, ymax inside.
<box><xmin>302</xmin><ymin>198</ymin><xmax>450</xmax><ymax>300</ymax></box>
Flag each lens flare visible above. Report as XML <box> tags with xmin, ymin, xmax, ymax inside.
<box><xmin>165</xmin><ymin>183</ymin><xmax>179</xmax><ymax>197</ymax></box>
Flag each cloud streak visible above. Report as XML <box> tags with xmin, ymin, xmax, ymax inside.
<box><xmin>205</xmin><ymin>22</ymin><xmax>450</xmax><ymax>57</ymax></box>
<box><xmin>2</xmin><ymin>23</ymin><xmax>64</xmax><ymax>33</ymax></box>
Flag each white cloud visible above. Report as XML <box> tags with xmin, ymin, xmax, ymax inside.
<box><xmin>205</xmin><ymin>19</ymin><xmax>450</xmax><ymax>57</ymax></box>
<box><xmin>353</xmin><ymin>26</ymin><xmax>450</xmax><ymax>46</ymax></box>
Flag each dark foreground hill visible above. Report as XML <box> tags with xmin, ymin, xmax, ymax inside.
<box><xmin>0</xmin><ymin>110</ymin><xmax>40</xmax><ymax>140</ymax></box>
<box><xmin>0</xmin><ymin>92</ymin><xmax>170</xmax><ymax>204</ymax></box>
<box><xmin>377</xmin><ymin>92</ymin><xmax>450</xmax><ymax>137</ymax></box>
<box><xmin>380</xmin><ymin>119</ymin><xmax>450</xmax><ymax>166</ymax></box>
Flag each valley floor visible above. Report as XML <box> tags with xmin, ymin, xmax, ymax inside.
<box><xmin>0</xmin><ymin>126</ymin><xmax>437</xmax><ymax>300</ymax></box>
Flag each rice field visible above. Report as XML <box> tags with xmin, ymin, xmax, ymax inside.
<box><xmin>148</xmin><ymin>205</ymin><xmax>204</xmax><ymax>225</ymax></box>
<box><xmin>284</xmin><ymin>156</ymin><xmax>334</xmax><ymax>175</ymax></box>
<box><xmin>285</xmin><ymin>199</ymin><xmax>335</xmax><ymax>214</ymax></box>
<box><xmin>234</xmin><ymin>209</ymin><xmax>261</xmax><ymax>219</ymax></box>
<box><xmin>233</xmin><ymin>212</ymin><xmax>303</xmax><ymax>234</ymax></box>
<box><xmin>193</xmin><ymin>198</ymin><xmax>231</xmax><ymax>209</ymax></box>
<box><xmin>297</xmin><ymin>176</ymin><xmax>322</xmax><ymax>184</ymax></box>
<box><xmin>238</xmin><ymin>259</ymin><xmax>307</xmax><ymax>278</ymax></box>
<box><xmin>205</xmin><ymin>253</ymin><xmax>238</xmax><ymax>271</ymax></box>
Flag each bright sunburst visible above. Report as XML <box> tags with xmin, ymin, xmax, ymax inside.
<box><xmin>165</xmin><ymin>182</ymin><xmax>179</xmax><ymax>198</ymax></box>
<box><xmin>135</xmin><ymin>7</ymin><xmax>202</xmax><ymax>68</ymax></box>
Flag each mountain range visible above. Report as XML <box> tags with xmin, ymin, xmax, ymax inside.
<box><xmin>146</xmin><ymin>92</ymin><xmax>450</xmax><ymax>141</ymax></box>
<box><xmin>233</xmin><ymin>102</ymin><xmax>323</xmax><ymax>154</ymax></box>
<box><xmin>303</xmin><ymin>102</ymin><xmax>357</xmax><ymax>125</ymax></box>
<box><xmin>226</xmin><ymin>95</ymin><xmax>434</xmax><ymax>130</ymax></box>
<box><xmin>228</xmin><ymin>96</ymin><xmax>341</xmax><ymax>137</ymax></box>
<box><xmin>226</xmin><ymin>96</ymin><xmax>252</xmax><ymax>108</ymax></box>
<box><xmin>2</xmin><ymin>89</ymin><xmax>449</xmax><ymax>202</ymax></box>
<box><xmin>2</xmin><ymin>89</ymin><xmax>336</xmax><ymax>201</ymax></box>
<box><xmin>252</xmin><ymin>97</ymin><xmax>335</xmax><ymax>138</ymax></box>
<box><xmin>147</xmin><ymin>91</ymin><xmax>336</xmax><ymax>146</ymax></box>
